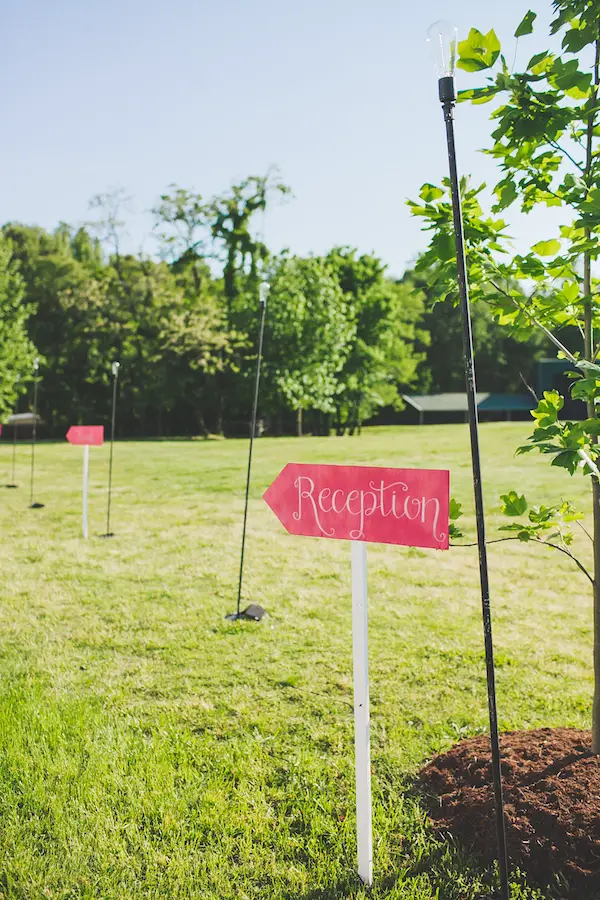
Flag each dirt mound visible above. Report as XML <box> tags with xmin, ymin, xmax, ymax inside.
<box><xmin>419</xmin><ymin>728</ymin><xmax>600</xmax><ymax>892</ymax></box>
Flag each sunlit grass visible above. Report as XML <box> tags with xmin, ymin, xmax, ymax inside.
<box><xmin>0</xmin><ymin>423</ymin><xmax>592</xmax><ymax>898</ymax></box>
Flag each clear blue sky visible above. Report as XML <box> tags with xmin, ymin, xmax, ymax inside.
<box><xmin>2</xmin><ymin>0</ymin><xmax>563</xmax><ymax>276</ymax></box>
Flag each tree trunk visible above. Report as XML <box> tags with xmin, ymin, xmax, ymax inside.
<box><xmin>197</xmin><ymin>410</ymin><xmax>209</xmax><ymax>438</ymax></box>
<box><xmin>584</xmin><ymin>31</ymin><xmax>600</xmax><ymax>748</ymax></box>
<box><xmin>224</xmin><ymin>249</ymin><xmax>236</xmax><ymax>328</ymax></box>
<box><xmin>583</xmin><ymin>242</ymin><xmax>600</xmax><ymax>751</ymax></box>
<box><xmin>592</xmin><ymin>480</ymin><xmax>600</xmax><ymax>753</ymax></box>
<box><xmin>296</xmin><ymin>406</ymin><xmax>303</xmax><ymax>437</ymax></box>
<box><xmin>585</xmin><ymin>250</ymin><xmax>600</xmax><ymax>751</ymax></box>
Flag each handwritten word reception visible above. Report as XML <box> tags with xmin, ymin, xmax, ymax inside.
<box><xmin>264</xmin><ymin>463</ymin><xmax>450</xmax><ymax>549</ymax></box>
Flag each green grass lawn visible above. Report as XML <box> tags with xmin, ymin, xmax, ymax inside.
<box><xmin>0</xmin><ymin>423</ymin><xmax>594</xmax><ymax>899</ymax></box>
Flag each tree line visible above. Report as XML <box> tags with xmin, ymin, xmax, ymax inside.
<box><xmin>0</xmin><ymin>172</ymin><xmax>548</xmax><ymax>437</ymax></box>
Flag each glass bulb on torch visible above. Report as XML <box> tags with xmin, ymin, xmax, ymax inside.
<box><xmin>426</xmin><ymin>20</ymin><xmax>458</xmax><ymax>79</ymax></box>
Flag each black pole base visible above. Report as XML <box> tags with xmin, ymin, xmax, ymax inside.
<box><xmin>29</xmin><ymin>502</ymin><xmax>44</xmax><ymax>509</ymax></box>
<box><xmin>100</xmin><ymin>533</ymin><xmax>115</xmax><ymax>539</ymax></box>
<box><xmin>225</xmin><ymin>604</ymin><xmax>266</xmax><ymax>622</ymax></box>
<box><xmin>4</xmin><ymin>484</ymin><xmax>18</xmax><ymax>489</ymax></box>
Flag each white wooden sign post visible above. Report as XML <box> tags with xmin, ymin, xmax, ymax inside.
<box><xmin>82</xmin><ymin>443</ymin><xmax>90</xmax><ymax>539</ymax></box>
<box><xmin>66</xmin><ymin>426</ymin><xmax>105</xmax><ymax>539</ymax></box>
<box><xmin>351</xmin><ymin>540</ymin><xmax>372</xmax><ymax>884</ymax></box>
<box><xmin>264</xmin><ymin>462</ymin><xmax>450</xmax><ymax>884</ymax></box>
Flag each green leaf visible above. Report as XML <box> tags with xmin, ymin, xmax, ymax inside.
<box><xmin>419</xmin><ymin>184</ymin><xmax>444</xmax><ymax>203</ymax></box>
<box><xmin>549</xmin><ymin>58</ymin><xmax>592</xmax><ymax>98</ymax></box>
<box><xmin>514</xmin><ymin>254</ymin><xmax>546</xmax><ymax>278</ymax></box>
<box><xmin>531</xmin><ymin>239</ymin><xmax>560</xmax><ymax>256</ymax></box>
<box><xmin>528</xmin><ymin>505</ymin><xmax>555</xmax><ymax>524</ymax></box>
<box><xmin>457</xmin><ymin>28</ymin><xmax>501</xmax><ymax>73</ymax></box>
<box><xmin>500</xmin><ymin>491</ymin><xmax>528</xmax><ymax>516</ymax></box>
<box><xmin>531</xmin><ymin>391</ymin><xmax>564</xmax><ymax>428</ymax></box>
<box><xmin>551</xmin><ymin>450</ymin><xmax>579</xmax><ymax>474</ymax></box>
<box><xmin>571</xmin><ymin>377</ymin><xmax>597</xmax><ymax>400</ymax></box>
<box><xmin>562</xmin><ymin>25</ymin><xmax>596</xmax><ymax>54</ymax></box>
<box><xmin>532</xmin><ymin>425</ymin><xmax>561</xmax><ymax>441</ymax></box>
<box><xmin>449</xmin><ymin>498</ymin><xmax>463</xmax><ymax>520</ymax></box>
<box><xmin>449</xmin><ymin>522</ymin><xmax>463</xmax><ymax>540</ymax></box>
<box><xmin>493</xmin><ymin>177</ymin><xmax>518</xmax><ymax>211</ymax></box>
<box><xmin>515</xmin><ymin>10</ymin><xmax>536</xmax><ymax>37</ymax></box>
<box><xmin>527</xmin><ymin>50</ymin><xmax>553</xmax><ymax>74</ymax></box>
<box><xmin>499</xmin><ymin>524</ymin><xmax>534</xmax><ymax>541</ymax></box>
<box><xmin>458</xmin><ymin>86</ymin><xmax>500</xmax><ymax>105</ymax></box>
<box><xmin>558</xmin><ymin>281</ymin><xmax>579</xmax><ymax>303</ymax></box>
<box><xmin>433</xmin><ymin>232</ymin><xmax>455</xmax><ymax>262</ymax></box>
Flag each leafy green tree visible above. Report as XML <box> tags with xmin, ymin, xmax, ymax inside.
<box><xmin>3</xmin><ymin>221</ymin><xmax>231</xmax><ymax>435</ymax></box>
<box><xmin>154</xmin><ymin>172</ymin><xmax>291</xmax><ymax>434</ymax></box>
<box><xmin>411</xmin><ymin>0</ymin><xmax>600</xmax><ymax>748</ymax></box>
<box><xmin>262</xmin><ymin>255</ymin><xmax>354</xmax><ymax>436</ymax></box>
<box><xmin>61</xmin><ymin>255</ymin><xmax>231</xmax><ymax>435</ymax></box>
<box><xmin>3</xmin><ymin>223</ymin><xmax>95</xmax><ymax>424</ymax></box>
<box><xmin>0</xmin><ymin>234</ymin><xmax>37</xmax><ymax>419</ymax></box>
<box><xmin>207</xmin><ymin>170</ymin><xmax>291</xmax><ymax>323</ymax></box>
<box><xmin>325</xmin><ymin>249</ymin><xmax>428</xmax><ymax>434</ymax></box>
<box><xmin>410</xmin><ymin>269</ymin><xmax>549</xmax><ymax>394</ymax></box>
<box><xmin>71</xmin><ymin>227</ymin><xmax>103</xmax><ymax>270</ymax></box>
<box><xmin>152</xmin><ymin>187</ymin><xmax>210</xmax><ymax>294</ymax></box>
<box><xmin>87</xmin><ymin>188</ymin><xmax>132</xmax><ymax>264</ymax></box>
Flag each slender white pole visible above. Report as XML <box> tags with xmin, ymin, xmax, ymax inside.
<box><xmin>351</xmin><ymin>540</ymin><xmax>373</xmax><ymax>886</ymax></box>
<box><xmin>82</xmin><ymin>444</ymin><xmax>89</xmax><ymax>539</ymax></box>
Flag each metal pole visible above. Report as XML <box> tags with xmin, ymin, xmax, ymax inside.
<box><xmin>6</xmin><ymin>393</ymin><xmax>18</xmax><ymax>489</ymax></box>
<box><xmin>29</xmin><ymin>359</ymin><xmax>43</xmax><ymax>509</ymax></box>
<box><xmin>234</xmin><ymin>284</ymin><xmax>268</xmax><ymax>618</ymax></box>
<box><xmin>439</xmin><ymin>74</ymin><xmax>510</xmax><ymax>900</ymax></box>
<box><xmin>105</xmin><ymin>361</ymin><xmax>120</xmax><ymax>536</ymax></box>
<box><xmin>11</xmin><ymin>423</ymin><xmax>17</xmax><ymax>486</ymax></box>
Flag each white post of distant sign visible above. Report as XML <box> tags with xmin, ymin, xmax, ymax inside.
<box><xmin>66</xmin><ymin>426</ymin><xmax>104</xmax><ymax>539</ymax></box>
<box><xmin>351</xmin><ymin>540</ymin><xmax>373</xmax><ymax>886</ymax></box>
<box><xmin>82</xmin><ymin>444</ymin><xmax>89</xmax><ymax>539</ymax></box>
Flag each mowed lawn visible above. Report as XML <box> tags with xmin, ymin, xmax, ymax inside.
<box><xmin>0</xmin><ymin>423</ymin><xmax>593</xmax><ymax>900</ymax></box>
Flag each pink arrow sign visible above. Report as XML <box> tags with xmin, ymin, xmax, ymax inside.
<box><xmin>66</xmin><ymin>425</ymin><xmax>104</xmax><ymax>446</ymax></box>
<box><xmin>264</xmin><ymin>463</ymin><xmax>450</xmax><ymax>550</ymax></box>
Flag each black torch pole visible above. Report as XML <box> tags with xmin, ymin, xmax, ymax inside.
<box><xmin>29</xmin><ymin>361</ymin><xmax>44</xmax><ymax>509</ymax></box>
<box><xmin>439</xmin><ymin>74</ymin><xmax>510</xmax><ymax>900</ymax></box>
<box><xmin>228</xmin><ymin>285</ymin><xmax>268</xmax><ymax>620</ymax></box>
<box><xmin>6</xmin><ymin>393</ymin><xmax>18</xmax><ymax>489</ymax></box>
<box><xmin>104</xmin><ymin>361</ymin><xmax>120</xmax><ymax>537</ymax></box>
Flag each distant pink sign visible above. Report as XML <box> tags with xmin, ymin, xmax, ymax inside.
<box><xmin>66</xmin><ymin>425</ymin><xmax>104</xmax><ymax>446</ymax></box>
<box><xmin>264</xmin><ymin>463</ymin><xmax>450</xmax><ymax>550</ymax></box>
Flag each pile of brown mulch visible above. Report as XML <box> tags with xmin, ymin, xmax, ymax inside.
<box><xmin>419</xmin><ymin>728</ymin><xmax>600</xmax><ymax>892</ymax></box>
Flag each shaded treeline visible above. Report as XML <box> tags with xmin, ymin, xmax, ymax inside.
<box><xmin>0</xmin><ymin>172</ymin><xmax>548</xmax><ymax>437</ymax></box>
